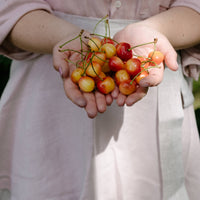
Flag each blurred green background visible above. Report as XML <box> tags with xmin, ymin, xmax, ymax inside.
<box><xmin>0</xmin><ymin>54</ymin><xmax>200</xmax><ymax>133</ymax></box>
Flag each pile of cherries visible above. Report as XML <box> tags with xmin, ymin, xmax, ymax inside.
<box><xmin>59</xmin><ymin>20</ymin><xmax>164</xmax><ymax>96</ymax></box>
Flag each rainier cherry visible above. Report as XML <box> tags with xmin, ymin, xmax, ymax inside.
<box><xmin>148</xmin><ymin>50</ymin><xmax>164</xmax><ymax>65</ymax></box>
<box><xmin>101</xmin><ymin>37</ymin><xmax>115</xmax><ymax>45</ymax></box>
<box><xmin>101</xmin><ymin>43</ymin><xmax>116</xmax><ymax>58</ymax></box>
<box><xmin>137</xmin><ymin>56</ymin><xmax>149</xmax><ymax>69</ymax></box>
<box><xmin>71</xmin><ymin>68</ymin><xmax>84</xmax><ymax>84</ymax></box>
<box><xmin>88</xmin><ymin>37</ymin><xmax>101</xmax><ymax>52</ymax></box>
<box><xmin>115</xmin><ymin>69</ymin><xmax>130</xmax><ymax>86</ymax></box>
<box><xmin>101</xmin><ymin>59</ymin><xmax>111</xmax><ymax>73</ymax></box>
<box><xmin>97</xmin><ymin>76</ymin><xmax>115</xmax><ymax>94</ymax></box>
<box><xmin>109</xmin><ymin>56</ymin><xmax>124</xmax><ymax>71</ymax></box>
<box><xmin>86</xmin><ymin>61</ymin><xmax>102</xmax><ymax>78</ymax></box>
<box><xmin>116</xmin><ymin>42</ymin><xmax>132</xmax><ymax>61</ymax></box>
<box><xmin>86</xmin><ymin>52</ymin><xmax>106</xmax><ymax>66</ymax></box>
<box><xmin>119</xmin><ymin>80</ymin><xmax>137</xmax><ymax>95</ymax></box>
<box><xmin>125</xmin><ymin>58</ymin><xmax>141</xmax><ymax>77</ymax></box>
<box><xmin>135</xmin><ymin>70</ymin><xmax>149</xmax><ymax>84</ymax></box>
<box><xmin>78</xmin><ymin>76</ymin><xmax>95</xmax><ymax>92</ymax></box>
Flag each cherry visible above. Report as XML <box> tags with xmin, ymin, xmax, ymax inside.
<box><xmin>115</xmin><ymin>69</ymin><xmax>130</xmax><ymax>86</ymax></box>
<box><xmin>101</xmin><ymin>43</ymin><xmax>116</xmax><ymax>58</ymax></box>
<box><xmin>86</xmin><ymin>52</ymin><xmax>106</xmax><ymax>66</ymax></box>
<box><xmin>88</xmin><ymin>37</ymin><xmax>101</xmax><ymax>52</ymax></box>
<box><xmin>101</xmin><ymin>59</ymin><xmax>111</xmax><ymax>73</ymax></box>
<box><xmin>125</xmin><ymin>58</ymin><xmax>141</xmax><ymax>77</ymax></box>
<box><xmin>119</xmin><ymin>80</ymin><xmax>137</xmax><ymax>95</ymax></box>
<box><xmin>135</xmin><ymin>70</ymin><xmax>149</xmax><ymax>84</ymax></box>
<box><xmin>101</xmin><ymin>37</ymin><xmax>115</xmax><ymax>45</ymax></box>
<box><xmin>97</xmin><ymin>76</ymin><xmax>115</xmax><ymax>94</ymax></box>
<box><xmin>78</xmin><ymin>76</ymin><xmax>95</xmax><ymax>92</ymax></box>
<box><xmin>86</xmin><ymin>61</ymin><xmax>102</xmax><ymax>78</ymax></box>
<box><xmin>116</xmin><ymin>42</ymin><xmax>132</xmax><ymax>61</ymax></box>
<box><xmin>148</xmin><ymin>50</ymin><xmax>164</xmax><ymax>65</ymax></box>
<box><xmin>137</xmin><ymin>56</ymin><xmax>150</xmax><ymax>69</ymax></box>
<box><xmin>71</xmin><ymin>68</ymin><xmax>84</xmax><ymax>84</ymax></box>
<box><xmin>93</xmin><ymin>71</ymin><xmax>106</xmax><ymax>83</ymax></box>
<box><xmin>109</xmin><ymin>56</ymin><xmax>124</xmax><ymax>72</ymax></box>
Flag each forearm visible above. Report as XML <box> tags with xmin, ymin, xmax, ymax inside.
<box><xmin>8</xmin><ymin>9</ymin><xmax>81</xmax><ymax>54</ymax></box>
<box><xmin>137</xmin><ymin>6</ymin><xmax>200</xmax><ymax>50</ymax></box>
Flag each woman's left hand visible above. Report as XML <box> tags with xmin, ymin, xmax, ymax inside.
<box><xmin>112</xmin><ymin>23</ymin><xmax>178</xmax><ymax>106</ymax></box>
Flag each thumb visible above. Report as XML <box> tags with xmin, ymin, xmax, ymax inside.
<box><xmin>164</xmin><ymin>49</ymin><xmax>179</xmax><ymax>71</ymax></box>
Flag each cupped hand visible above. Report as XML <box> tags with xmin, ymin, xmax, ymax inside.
<box><xmin>112</xmin><ymin>23</ymin><xmax>178</xmax><ymax>106</ymax></box>
<box><xmin>53</xmin><ymin>31</ymin><xmax>113</xmax><ymax>118</ymax></box>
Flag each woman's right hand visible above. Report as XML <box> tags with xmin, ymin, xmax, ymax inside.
<box><xmin>53</xmin><ymin>31</ymin><xmax>113</xmax><ymax>118</ymax></box>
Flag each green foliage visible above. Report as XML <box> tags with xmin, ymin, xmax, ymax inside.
<box><xmin>0</xmin><ymin>55</ymin><xmax>12</xmax><ymax>97</ymax></box>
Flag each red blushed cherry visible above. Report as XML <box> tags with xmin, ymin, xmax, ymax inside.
<box><xmin>125</xmin><ymin>58</ymin><xmax>141</xmax><ymax>78</ymax></box>
<box><xmin>86</xmin><ymin>61</ymin><xmax>102</xmax><ymax>78</ymax></box>
<box><xmin>116</xmin><ymin>42</ymin><xmax>133</xmax><ymax>61</ymax></box>
<box><xmin>119</xmin><ymin>80</ymin><xmax>137</xmax><ymax>95</ymax></box>
<box><xmin>78</xmin><ymin>76</ymin><xmax>95</xmax><ymax>92</ymax></box>
<box><xmin>101</xmin><ymin>37</ymin><xmax>115</xmax><ymax>45</ymax></box>
<box><xmin>115</xmin><ymin>69</ymin><xmax>131</xmax><ymax>86</ymax></box>
<box><xmin>93</xmin><ymin>71</ymin><xmax>106</xmax><ymax>84</ymax></box>
<box><xmin>101</xmin><ymin>59</ymin><xmax>111</xmax><ymax>73</ymax></box>
<box><xmin>148</xmin><ymin>50</ymin><xmax>164</xmax><ymax>65</ymax></box>
<box><xmin>97</xmin><ymin>76</ymin><xmax>115</xmax><ymax>94</ymax></box>
<box><xmin>137</xmin><ymin>56</ymin><xmax>150</xmax><ymax>69</ymax></box>
<box><xmin>135</xmin><ymin>70</ymin><xmax>149</xmax><ymax>84</ymax></box>
<box><xmin>86</xmin><ymin>52</ymin><xmax>106</xmax><ymax>66</ymax></box>
<box><xmin>109</xmin><ymin>56</ymin><xmax>125</xmax><ymax>72</ymax></box>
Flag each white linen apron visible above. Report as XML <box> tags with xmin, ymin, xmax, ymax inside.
<box><xmin>54</xmin><ymin>13</ymin><xmax>193</xmax><ymax>200</ymax></box>
<box><xmin>0</xmin><ymin>12</ymin><xmax>196</xmax><ymax>200</ymax></box>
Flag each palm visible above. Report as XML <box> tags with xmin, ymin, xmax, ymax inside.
<box><xmin>112</xmin><ymin>23</ymin><xmax>178</xmax><ymax>106</ymax></box>
<box><xmin>53</xmin><ymin>34</ymin><xmax>112</xmax><ymax>118</ymax></box>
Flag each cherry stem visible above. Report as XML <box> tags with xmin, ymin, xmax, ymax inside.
<box><xmin>128</xmin><ymin>38</ymin><xmax>158</xmax><ymax>51</ymax></box>
<box><xmin>59</xmin><ymin>29</ymin><xmax>84</xmax><ymax>48</ymax></box>
<box><xmin>91</xmin><ymin>61</ymin><xmax>104</xmax><ymax>81</ymax></box>
<box><xmin>90</xmin><ymin>33</ymin><xmax>118</xmax><ymax>44</ymax></box>
<box><xmin>93</xmin><ymin>15</ymin><xmax>109</xmax><ymax>34</ymax></box>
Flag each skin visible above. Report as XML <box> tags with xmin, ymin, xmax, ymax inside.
<box><xmin>8</xmin><ymin>6</ymin><xmax>200</xmax><ymax>118</ymax></box>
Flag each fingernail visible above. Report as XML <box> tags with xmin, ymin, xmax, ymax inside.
<box><xmin>59</xmin><ymin>67</ymin><xmax>63</xmax><ymax>77</ymax></box>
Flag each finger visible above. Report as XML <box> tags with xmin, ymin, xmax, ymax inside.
<box><xmin>105</xmin><ymin>94</ymin><xmax>113</xmax><ymax>106</ymax></box>
<box><xmin>83</xmin><ymin>92</ymin><xmax>98</xmax><ymax>118</ymax></box>
<box><xmin>63</xmin><ymin>78</ymin><xmax>87</xmax><ymax>107</ymax></box>
<box><xmin>139</xmin><ymin>64</ymin><xmax>164</xmax><ymax>87</ymax></box>
<box><xmin>111</xmin><ymin>86</ymin><xmax>119</xmax><ymax>99</ymax></box>
<box><xmin>164</xmin><ymin>49</ymin><xmax>178</xmax><ymax>71</ymax></box>
<box><xmin>116</xmin><ymin>93</ymin><xmax>126</xmax><ymax>106</ymax></box>
<box><xmin>157</xmin><ymin>39</ymin><xmax>178</xmax><ymax>71</ymax></box>
<box><xmin>125</xmin><ymin>86</ymin><xmax>148</xmax><ymax>106</ymax></box>
<box><xmin>95</xmin><ymin>91</ymin><xmax>107</xmax><ymax>113</ymax></box>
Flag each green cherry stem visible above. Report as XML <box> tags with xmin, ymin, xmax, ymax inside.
<box><xmin>93</xmin><ymin>15</ymin><xmax>109</xmax><ymax>34</ymax></box>
<box><xmin>128</xmin><ymin>38</ymin><xmax>158</xmax><ymax>51</ymax></box>
<box><xmin>59</xmin><ymin>29</ymin><xmax>84</xmax><ymax>48</ymax></box>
